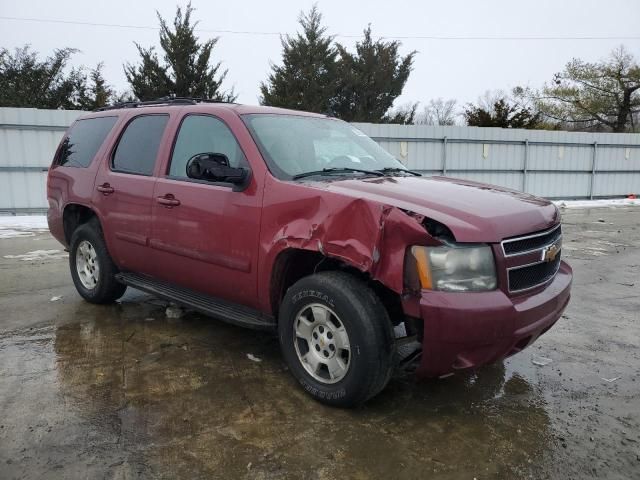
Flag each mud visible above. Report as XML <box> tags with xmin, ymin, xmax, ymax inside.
<box><xmin>0</xmin><ymin>207</ymin><xmax>639</xmax><ymax>479</ymax></box>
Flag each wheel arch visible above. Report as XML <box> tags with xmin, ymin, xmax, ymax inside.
<box><xmin>268</xmin><ymin>247</ymin><xmax>403</xmax><ymax>325</ymax></box>
<box><xmin>62</xmin><ymin>203</ymin><xmax>102</xmax><ymax>245</ymax></box>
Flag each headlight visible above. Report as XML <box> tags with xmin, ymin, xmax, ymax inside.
<box><xmin>405</xmin><ymin>244</ymin><xmax>497</xmax><ymax>292</ymax></box>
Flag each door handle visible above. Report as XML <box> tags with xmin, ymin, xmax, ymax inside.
<box><xmin>97</xmin><ymin>183</ymin><xmax>114</xmax><ymax>195</ymax></box>
<box><xmin>156</xmin><ymin>195</ymin><xmax>181</xmax><ymax>207</ymax></box>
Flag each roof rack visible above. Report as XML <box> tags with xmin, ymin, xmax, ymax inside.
<box><xmin>96</xmin><ymin>95</ymin><xmax>235</xmax><ymax>112</ymax></box>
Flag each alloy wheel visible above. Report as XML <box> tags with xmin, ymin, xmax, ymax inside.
<box><xmin>293</xmin><ymin>303</ymin><xmax>351</xmax><ymax>384</ymax></box>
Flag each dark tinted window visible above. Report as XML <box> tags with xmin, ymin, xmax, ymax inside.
<box><xmin>169</xmin><ymin>115</ymin><xmax>246</xmax><ymax>178</ymax></box>
<box><xmin>112</xmin><ymin>115</ymin><xmax>169</xmax><ymax>175</ymax></box>
<box><xmin>56</xmin><ymin>116</ymin><xmax>117</xmax><ymax>167</ymax></box>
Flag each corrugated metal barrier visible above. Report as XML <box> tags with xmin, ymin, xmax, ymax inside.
<box><xmin>1</xmin><ymin>107</ymin><xmax>639</xmax><ymax>213</ymax></box>
<box><xmin>354</xmin><ymin>123</ymin><xmax>640</xmax><ymax>200</ymax></box>
<box><xmin>1</xmin><ymin>108</ymin><xmax>83</xmax><ymax>213</ymax></box>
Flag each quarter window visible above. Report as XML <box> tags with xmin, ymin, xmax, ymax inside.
<box><xmin>56</xmin><ymin>116</ymin><xmax>117</xmax><ymax>168</ymax></box>
<box><xmin>169</xmin><ymin>115</ymin><xmax>246</xmax><ymax>178</ymax></box>
<box><xmin>112</xmin><ymin>115</ymin><xmax>169</xmax><ymax>175</ymax></box>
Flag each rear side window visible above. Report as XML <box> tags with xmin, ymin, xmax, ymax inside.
<box><xmin>56</xmin><ymin>116</ymin><xmax>117</xmax><ymax>167</ymax></box>
<box><xmin>112</xmin><ymin>115</ymin><xmax>169</xmax><ymax>175</ymax></box>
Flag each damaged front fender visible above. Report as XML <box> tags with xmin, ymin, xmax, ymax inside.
<box><xmin>258</xmin><ymin>177</ymin><xmax>441</xmax><ymax>312</ymax></box>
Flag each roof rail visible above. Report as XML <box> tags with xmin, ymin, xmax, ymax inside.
<box><xmin>95</xmin><ymin>95</ymin><xmax>235</xmax><ymax>112</ymax></box>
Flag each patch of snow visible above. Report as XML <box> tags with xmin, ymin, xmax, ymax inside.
<box><xmin>393</xmin><ymin>322</ymin><xmax>407</xmax><ymax>338</ymax></box>
<box><xmin>554</xmin><ymin>198</ymin><xmax>640</xmax><ymax>209</ymax></box>
<box><xmin>50</xmin><ymin>296</ymin><xmax>63</xmax><ymax>302</ymax></box>
<box><xmin>601</xmin><ymin>377</ymin><xmax>620</xmax><ymax>383</ymax></box>
<box><xmin>0</xmin><ymin>215</ymin><xmax>49</xmax><ymax>239</ymax></box>
<box><xmin>531</xmin><ymin>355</ymin><xmax>553</xmax><ymax>366</ymax></box>
<box><xmin>3</xmin><ymin>249</ymin><xmax>68</xmax><ymax>261</ymax></box>
<box><xmin>0</xmin><ymin>229</ymin><xmax>36</xmax><ymax>239</ymax></box>
<box><xmin>247</xmin><ymin>353</ymin><xmax>262</xmax><ymax>363</ymax></box>
<box><xmin>165</xmin><ymin>305</ymin><xmax>184</xmax><ymax>319</ymax></box>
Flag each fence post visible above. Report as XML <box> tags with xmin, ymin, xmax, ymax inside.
<box><xmin>589</xmin><ymin>142</ymin><xmax>598</xmax><ymax>200</ymax></box>
<box><xmin>442</xmin><ymin>136</ymin><xmax>448</xmax><ymax>175</ymax></box>
<box><xmin>522</xmin><ymin>139</ymin><xmax>529</xmax><ymax>193</ymax></box>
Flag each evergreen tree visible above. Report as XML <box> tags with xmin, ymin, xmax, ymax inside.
<box><xmin>464</xmin><ymin>94</ymin><xmax>542</xmax><ymax>129</ymax></box>
<box><xmin>79</xmin><ymin>63</ymin><xmax>114</xmax><ymax>110</ymax></box>
<box><xmin>333</xmin><ymin>26</ymin><xmax>416</xmax><ymax>123</ymax></box>
<box><xmin>384</xmin><ymin>102</ymin><xmax>418</xmax><ymax>124</ymax></box>
<box><xmin>0</xmin><ymin>46</ymin><xmax>86</xmax><ymax>109</ymax></box>
<box><xmin>528</xmin><ymin>46</ymin><xmax>640</xmax><ymax>132</ymax></box>
<box><xmin>260</xmin><ymin>6</ymin><xmax>338</xmax><ymax>113</ymax></box>
<box><xmin>124</xmin><ymin>2</ymin><xmax>235</xmax><ymax>101</ymax></box>
<box><xmin>113</xmin><ymin>90</ymin><xmax>137</xmax><ymax>104</ymax></box>
<box><xmin>123</xmin><ymin>45</ymin><xmax>172</xmax><ymax>101</ymax></box>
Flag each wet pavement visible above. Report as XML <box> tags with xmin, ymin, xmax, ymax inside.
<box><xmin>0</xmin><ymin>207</ymin><xmax>639</xmax><ymax>479</ymax></box>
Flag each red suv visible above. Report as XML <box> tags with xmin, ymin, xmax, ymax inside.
<box><xmin>47</xmin><ymin>98</ymin><xmax>572</xmax><ymax>407</ymax></box>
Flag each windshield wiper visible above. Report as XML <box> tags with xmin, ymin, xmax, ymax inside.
<box><xmin>375</xmin><ymin>167</ymin><xmax>422</xmax><ymax>176</ymax></box>
<box><xmin>292</xmin><ymin>167</ymin><xmax>385</xmax><ymax>180</ymax></box>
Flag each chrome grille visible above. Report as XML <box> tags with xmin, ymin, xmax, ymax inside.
<box><xmin>502</xmin><ymin>224</ymin><xmax>561</xmax><ymax>256</ymax></box>
<box><xmin>508</xmin><ymin>254</ymin><xmax>562</xmax><ymax>292</ymax></box>
<box><xmin>502</xmin><ymin>224</ymin><xmax>563</xmax><ymax>293</ymax></box>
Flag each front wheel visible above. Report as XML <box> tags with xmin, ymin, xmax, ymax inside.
<box><xmin>69</xmin><ymin>220</ymin><xmax>127</xmax><ymax>304</ymax></box>
<box><xmin>278</xmin><ymin>271</ymin><xmax>395</xmax><ymax>407</ymax></box>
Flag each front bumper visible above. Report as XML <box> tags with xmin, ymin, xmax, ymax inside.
<box><xmin>414</xmin><ymin>260</ymin><xmax>572</xmax><ymax>377</ymax></box>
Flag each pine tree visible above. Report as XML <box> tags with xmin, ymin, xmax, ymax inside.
<box><xmin>79</xmin><ymin>63</ymin><xmax>114</xmax><ymax>110</ymax></box>
<box><xmin>333</xmin><ymin>26</ymin><xmax>416</xmax><ymax>123</ymax></box>
<box><xmin>0</xmin><ymin>46</ymin><xmax>86</xmax><ymax>109</ymax></box>
<box><xmin>531</xmin><ymin>46</ymin><xmax>640</xmax><ymax>132</ymax></box>
<box><xmin>123</xmin><ymin>45</ymin><xmax>171</xmax><ymax>100</ymax></box>
<box><xmin>260</xmin><ymin>6</ymin><xmax>338</xmax><ymax>113</ymax></box>
<box><xmin>124</xmin><ymin>2</ymin><xmax>235</xmax><ymax>101</ymax></box>
<box><xmin>464</xmin><ymin>94</ymin><xmax>542</xmax><ymax>129</ymax></box>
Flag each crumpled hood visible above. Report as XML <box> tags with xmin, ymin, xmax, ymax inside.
<box><xmin>321</xmin><ymin>175</ymin><xmax>560</xmax><ymax>243</ymax></box>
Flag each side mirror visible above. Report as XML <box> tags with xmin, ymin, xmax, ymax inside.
<box><xmin>186</xmin><ymin>153</ymin><xmax>247</xmax><ymax>184</ymax></box>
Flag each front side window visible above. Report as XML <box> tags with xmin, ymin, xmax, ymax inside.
<box><xmin>169</xmin><ymin>115</ymin><xmax>247</xmax><ymax>178</ymax></box>
<box><xmin>243</xmin><ymin>114</ymin><xmax>406</xmax><ymax>179</ymax></box>
<box><xmin>112</xmin><ymin>115</ymin><xmax>169</xmax><ymax>175</ymax></box>
<box><xmin>56</xmin><ymin>116</ymin><xmax>117</xmax><ymax>168</ymax></box>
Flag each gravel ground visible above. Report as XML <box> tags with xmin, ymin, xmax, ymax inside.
<box><xmin>0</xmin><ymin>206</ymin><xmax>638</xmax><ymax>479</ymax></box>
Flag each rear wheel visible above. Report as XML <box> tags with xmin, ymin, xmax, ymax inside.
<box><xmin>278</xmin><ymin>271</ymin><xmax>395</xmax><ymax>407</ymax></box>
<box><xmin>69</xmin><ymin>220</ymin><xmax>126</xmax><ymax>304</ymax></box>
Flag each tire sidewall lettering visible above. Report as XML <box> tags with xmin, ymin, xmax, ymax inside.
<box><xmin>291</xmin><ymin>289</ymin><xmax>335</xmax><ymax>308</ymax></box>
<box><xmin>299</xmin><ymin>378</ymin><xmax>347</xmax><ymax>400</ymax></box>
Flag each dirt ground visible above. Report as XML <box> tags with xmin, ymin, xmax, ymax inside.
<box><xmin>0</xmin><ymin>207</ymin><xmax>638</xmax><ymax>480</ymax></box>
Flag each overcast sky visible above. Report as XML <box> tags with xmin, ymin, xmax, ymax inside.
<box><xmin>1</xmin><ymin>0</ymin><xmax>639</xmax><ymax>112</ymax></box>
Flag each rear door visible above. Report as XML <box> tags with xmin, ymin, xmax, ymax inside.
<box><xmin>92</xmin><ymin>114</ymin><xmax>170</xmax><ymax>274</ymax></box>
<box><xmin>47</xmin><ymin>115</ymin><xmax>119</xmax><ymax>244</ymax></box>
<box><xmin>149</xmin><ymin>113</ymin><xmax>261</xmax><ymax>308</ymax></box>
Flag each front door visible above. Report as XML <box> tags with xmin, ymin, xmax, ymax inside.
<box><xmin>149</xmin><ymin>114</ymin><xmax>261</xmax><ymax>308</ymax></box>
<box><xmin>92</xmin><ymin>114</ymin><xmax>169</xmax><ymax>274</ymax></box>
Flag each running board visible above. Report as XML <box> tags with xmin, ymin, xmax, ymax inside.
<box><xmin>115</xmin><ymin>272</ymin><xmax>276</xmax><ymax>331</ymax></box>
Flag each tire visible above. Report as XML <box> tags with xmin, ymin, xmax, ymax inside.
<box><xmin>278</xmin><ymin>271</ymin><xmax>396</xmax><ymax>407</ymax></box>
<box><xmin>69</xmin><ymin>219</ymin><xmax>127</xmax><ymax>304</ymax></box>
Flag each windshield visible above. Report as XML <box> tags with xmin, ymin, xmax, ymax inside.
<box><xmin>243</xmin><ymin>114</ymin><xmax>407</xmax><ymax>179</ymax></box>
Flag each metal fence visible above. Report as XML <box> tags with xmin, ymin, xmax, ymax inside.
<box><xmin>354</xmin><ymin>123</ymin><xmax>640</xmax><ymax>200</ymax></box>
<box><xmin>1</xmin><ymin>107</ymin><xmax>639</xmax><ymax>213</ymax></box>
<box><xmin>1</xmin><ymin>108</ymin><xmax>83</xmax><ymax>213</ymax></box>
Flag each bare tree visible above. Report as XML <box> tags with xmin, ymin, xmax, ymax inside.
<box><xmin>415</xmin><ymin>98</ymin><xmax>458</xmax><ymax>125</ymax></box>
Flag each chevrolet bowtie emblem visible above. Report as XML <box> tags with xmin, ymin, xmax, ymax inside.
<box><xmin>541</xmin><ymin>243</ymin><xmax>560</xmax><ymax>263</ymax></box>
